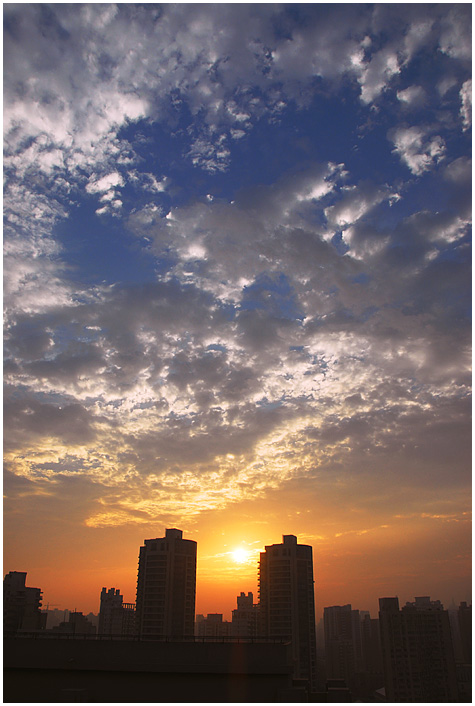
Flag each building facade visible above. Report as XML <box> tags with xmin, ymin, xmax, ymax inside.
<box><xmin>195</xmin><ymin>613</ymin><xmax>231</xmax><ymax>637</ymax></box>
<box><xmin>323</xmin><ymin>604</ymin><xmax>362</xmax><ymax>688</ymax></box>
<box><xmin>136</xmin><ymin>528</ymin><xmax>197</xmax><ymax>638</ymax></box>
<box><xmin>258</xmin><ymin>534</ymin><xmax>317</xmax><ymax>692</ymax></box>
<box><xmin>99</xmin><ymin>587</ymin><xmax>136</xmax><ymax>636</ymax></box>
<box><xmin>3</xmin><ymin>571</ymin><xmax>46</xmax><ymax>634</ymax></box>
<box><xmin>231</xmin><ymin>591</ymin><xmax>259</xmax><ymax>637</ymax></box>
<box><xmin>379</xmin><ymin>596</ymin><xmax>458</xmax><ymax>702</ymax></box>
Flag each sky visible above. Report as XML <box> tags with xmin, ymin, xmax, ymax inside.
<box><xmin>3</xmin><ymin>3</ymin><xmax>472</xmax><ymax>620</ymax></box>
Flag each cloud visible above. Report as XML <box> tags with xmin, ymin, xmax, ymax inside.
<box><xmin>86</xmin><ymin>172</ymin><xmax>125</xmax><ymax>194</ymax></box>
<box><xmin>459</xmin><ymin>79</ymin><xmax>472</xmax><ymax>131</ymax></box>
<box><xmin>396</xmin><ymin>85</ymin><xmax>427</xmax><ymax>109</ymax></box>
<box><xmin>438</xmin><ymin>5</ymin><xmax>472</xmax><ymax>61</ymax></box>
<box><xmin>3</xmin><ymin>4</ymin><xmax>471</xmax><ymax>533</ymax></box>
<box><xmin>388</xmin><ymin>125</ymin><xmax>446</xmax><ymax>175</ymax></box>
<box><xmin>324</xmin><ymin>181</ymin><xmax>390</xmax><ymax>230</ymax></box>
<box><xmin>358</xmin><ymin>46</ymin><xmax>400</xmax><ymax>104</ymax></box>
<box><xmin>444</xmin><ymin>156</ymin><xmax>472</xmax><ymax>185</ymax></box>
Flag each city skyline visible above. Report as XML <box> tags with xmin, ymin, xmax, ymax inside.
<box><xmin>8</xmin><ymin>528</ymin><xmax>470</xmax><ymax>622</ymax></box>
<box><xmin>4</xmin><ymin>4</ymin><xmax>471</xmax><ymax>621</ymax></box>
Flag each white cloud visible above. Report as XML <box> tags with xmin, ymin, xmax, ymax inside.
<box><xmin>459</xmin><ymin>79</ymin><xmax>472</xmax><ymax>131</ymax></box>
<box><xmin>397</xmin><ymin>85</ymin><xmax>426</xmax><ymax>108</ymax></box>
<box><xmin>389</xmin><ymin>126</ymin><xmax>446</xmax><ymax>175</ymax></box>
<box><xmin>325</xmin><ymin>182</ymin><xmax>389</xmax><ymax>230</ymax></box>
<box><xmin>86</xmin><ymin>172</ymin><xmax>125</xmax><ymax>194</ymax></box>
<box><xmin>188</xmin><ymin>135</ymin><xmax>231</xmax><ymax>173</ymax></box>
<box><xmin>358</xmin><ymin>47</ymin><xmax>400</xmax><ymax>104</ymax></box>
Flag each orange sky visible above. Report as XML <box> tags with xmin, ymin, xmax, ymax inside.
<box><xmin>4</xmin><ymin>481</ymin><xmax>471</xmax><ymax>620</ymax></box>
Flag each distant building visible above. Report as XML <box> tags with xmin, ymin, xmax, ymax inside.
<box><xmin>323</xmin><ymin>604</ymin><xmax>383</xmax><ymax>700</ymax></box>
<box><xmin>324</xmin><ymin>604</ymin><xmax>361</xmax><ymax>689</ymax></box>
<box><xmin>3</xmin><ymin>571</ymin><xmax>46</xmax><ymax>633</ymax></box>
<box><xmin>379</xmin><ymin>596</ymin><xmax>458</xmax><ymax>702</ymax></box>
<box><xmin>42</xmin><ymin>609</ymin><xmax>70</xmax><ymax>630</ymax></box>
<box><xmin>98</xmin><ymin>587</ymin><xmax>136</xmax><ymax>635</ymax></box>
<box><xmin>358</xmin><ymin>612</ymin><xmax>384</xmax><ymax>699</ymax></box>
<box><xmin>136</xmin><ymin>528</ymin><xmax>197</xmax><ymax>638</ymax></box>
<box><xmin>457</xmin><ymin>601</ymin><xmax>472</xmax><ymax>665</ymax></box>
<box><xmin>195</xmin><ymin>613</ymin><xmax>231</xmax><ymax>637</ymax></box>
<box><xmin>50</xmin><ymin>611</ymin><xmax>96</xmax><ymax>635</ymax></box>
<box><xmin>231</xmin><ymin>591</ymin><xmax>258</xmax><ymax>637</ymax></box>
<box><xmin>258</xmin><ymin>534</ymin><xmax>317</xmax><ymax>693</ymax></box>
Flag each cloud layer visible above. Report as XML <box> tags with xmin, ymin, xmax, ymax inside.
<box><xmin>4</xmin><ymin>4</ymin><xmax>471</xmax><ymax>548</ymax></box>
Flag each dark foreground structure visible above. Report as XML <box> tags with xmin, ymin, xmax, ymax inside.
<box><xmin>4</xmin><ymin>635</ymin><xmax>309</xmax><ymax>703</ymax></box>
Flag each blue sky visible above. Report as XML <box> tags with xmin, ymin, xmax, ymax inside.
<box><xmin>3</xmin><ymin>3</ymin><xmax>472</xmax><ymax>613</ymax></box>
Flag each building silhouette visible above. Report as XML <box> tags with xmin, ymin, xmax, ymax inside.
<box><xmin>358</xmin><ymin>611</ymin><xmax>383</xmax><ymax>699</ymax></box>
<box><xmin>231</xmin><ymin>591</ymin><xmax>258</xmax><ymax>637</ymax></box>
<box><xmin>98</xmin><ymin>587</ymin><xmax>136</xmax><ymax>635</ymax></box>
<box><xmin>258</xmin><ymin>534</ymin><xmax>317</xmax><ymax>693</ymax></box>
<box><xmin>50</xmin><ymin>611</ymin><xmax>96</xmax><ymax>635</ymax></box>
<box><xmin>457</xmin><ymin>601</ymin><xmax>472</xmax><ymax>666</ymax></box>
<box><xmin>136</xmin><ymin>528</ymin><xmax>197</xmax><ymax>638</ymax></box>
<box><xmin>323</xmin><ymin>604</ymin><xmax>361</xmax><ymax>691</ymax></box>
<box><xmin>3</xmin><ymin>571</ymin><xmax>46</xmax><ymax>634</ymax></box>
<box><xmin>323</xmin><ymin>604</ymin><xmax>383</xmax><ymax>699</ymax></box>
<box><xmin>379</xmin><ymin>595</ymin><xmax>458</xmax><ymax>702</ymax></box>
<box><xmin>195</xmin><ymin>613</ymin><xmax>231</xmax><ymax>637</ymax></box>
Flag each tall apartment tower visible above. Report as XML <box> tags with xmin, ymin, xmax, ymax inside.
<box><xmin>136</xmin><ymin>528</ymin><xmax>197</xmax><ymax>638</ymax></box>
<box><xmin>259</xmin><ymin>534</ymin><xmax>317</xmax><ymax>692</ymax></box>
<box><xmin>379</xmin><ymin>596</ymin><xmax>458</xmax><ymax>702</ymax></box>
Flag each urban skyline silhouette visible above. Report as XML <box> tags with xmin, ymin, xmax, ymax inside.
<box><xmin>4</xmin><ymin>529</ymin><xmax>471</xmax><ymax>702</ymax></box>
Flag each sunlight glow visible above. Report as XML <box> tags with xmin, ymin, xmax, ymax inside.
<box><xmin>232</xmin><ymin>548</ymin><xmax>249</xmax><ymax>563</ymax></box>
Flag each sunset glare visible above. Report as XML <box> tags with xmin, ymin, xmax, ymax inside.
<box><xmin>232</xmin><ymin>548</ymin><xmax>251</xmax><ymax>564</ymax></box>
<box><xmin>3</xmin><ymin>3</ymin><xmax>471</xmax><ymax>623</ymax></box>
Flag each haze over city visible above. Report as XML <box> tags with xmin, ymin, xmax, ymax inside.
<box><xmin>3</xmin><ymin>3</ymin><xmax>471</xmax><ymax>621</ymax></box>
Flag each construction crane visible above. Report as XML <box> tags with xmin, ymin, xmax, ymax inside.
<box><xmin>43</xmin><ymin>603</ymin><xmax>59</xmax><ymax>611</ymax></box>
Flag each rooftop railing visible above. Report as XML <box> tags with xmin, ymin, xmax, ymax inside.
<box><xmin>4</xmin><ymin>631</ymin><xmax>290</xmax><ymax>643</ymax></box>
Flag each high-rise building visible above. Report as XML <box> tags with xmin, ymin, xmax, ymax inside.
<box><xmin>136</xmin><ymin>528</ymin><xmax>197</xmax><ymax>638</ymax></box>
<box><xmin>231</xmin><ymin>591</ymin><xmax>258</xmax><ymax>637</ymax></box>
<box><xmin>323</xmin><ymin>605</ymin><xmax>383</xmax><ymax>701</ymax></box>
<box><xmin>323</xmin><ymin>604</ymin><xmax>362</xmax><ymax>688</ymax></box>
<box><xmin>98</xmin><ymin>587</ymin><xmax>136</xmax><ymax>635</ymax></box>
<box><xmin>379</xmin><ymin>596</ymin><xmax>458</xmax><ymax>702</ymax></box>
<box><xmin>457</xmin><ymin>601</ymin><xmax>472</xmax><ymax>665</ymax></box>
<box><xmin>3</xmin><ymin>571</ymin><xmax>46</xmax><ymax>633</ymax></box>
<box><xmin>258</xmin><ymin>534</ymin><xmax>317</xmax><ymax>692</ymax></box>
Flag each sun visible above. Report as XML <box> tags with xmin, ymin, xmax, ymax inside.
<box><xmin>232</xmin><ymin>548</ymin><xmax>249</xmax><ymax>563</ymax></box>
